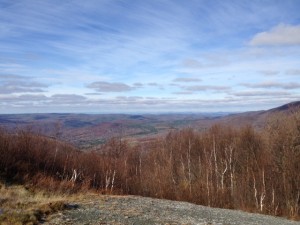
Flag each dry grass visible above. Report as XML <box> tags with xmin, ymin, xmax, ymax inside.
<box><xmin>0</xmin><ymin>181</ymin><xmax>77</xmax><ymax>225</ymax></box>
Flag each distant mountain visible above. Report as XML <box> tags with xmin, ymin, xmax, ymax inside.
<box><xmin>269</xmin><ymin>101</ymin><xmax>300</xmax><ymax>112</ymax></box>
<box><xmin>213</xmin><ymin>101</ymin><xmax>300</xmax><ymax>129</ymax></box>
<box><xmin>0</xmin><ymin>101</ymin><xmax>299</xmax><ymax>148</ymax></box>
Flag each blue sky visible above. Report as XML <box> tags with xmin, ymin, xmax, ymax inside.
<box><xmin>1</xmin><ymin>0</ymin><xmax>300</xmax><ymax>113</ymax></box>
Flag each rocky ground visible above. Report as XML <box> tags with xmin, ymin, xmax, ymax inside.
<box><xmin>45</xmin><ymin>194</ymin><xmax>300</xmax><ymax>225</ymax></box>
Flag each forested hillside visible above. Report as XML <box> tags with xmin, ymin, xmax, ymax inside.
<box><xmin>0</xmin><ymin>111</ymin><xmax>299</xmax><ymax>220</ymax></box>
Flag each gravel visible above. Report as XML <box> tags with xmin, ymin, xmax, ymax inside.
<box><xmin>45</xmin><ymin>195</ymin><xmax>300</xmax><ymax>225</ymax></box>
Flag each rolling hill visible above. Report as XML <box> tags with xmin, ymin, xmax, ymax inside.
<box><xmin>0</xmin><ymin>101</ymin><xmax>299</xmax><ymax>149</ymax></box>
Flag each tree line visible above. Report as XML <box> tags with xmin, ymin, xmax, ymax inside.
<box><xmin>0</xmin><ymin>112</ymin><xmax>299</xmax><ymax>219</ymax></box>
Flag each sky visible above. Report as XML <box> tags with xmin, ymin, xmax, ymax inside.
<box><xmin>0</xmin><ymin>0</ymin><xmax>300</xmax><ymax>114</ymax></box>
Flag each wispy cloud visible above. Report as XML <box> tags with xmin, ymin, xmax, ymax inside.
<box><xmin>249</xmin><ymin>24</ymin><xmax>300</xmax><ymax>46</ymax></box>
<box><xmin>241</xmin><ymin>81</ymin><xmax>300</xmax><ymax>89</ymax></box>
<box><xmin>147</xmin><ymin>82</ymin><xmax>159</xmax><ymax>86</ymax></box>
<box><xmin>182</xmin><ymin>59</ymin><xmax>204</xmax><ymax>69</ymax></box>
<box><xmin>0</xmin><ymin>74</ymin><xmax>48</xmax><ymax>94</ymax></box>
<box><xmin>172</xmin><ymin>91</ymin><xmax>194</xmax><ymax>95</ymax></box>
<box><xmin>133</xmin><ymin>82</ymin><xmax>144</xmax><ymax>87</ymax></box>
<box><xmin>0</xmin><ymin>94</ymin><xmax>47</xmax><ymax>103</ymax></box>
<box><xmin>286</xmin><ymin>69</ymin><xmax>300</xmax><ymax>75</ymax></box>
<box><xmin>51</xmin><ymin>94</ymin><xmax>87</xmax><ymax>104</ymax></box>
<box><xmin>259</xmin><ymin>70</ymin><xmax>280</xmax><ymax>76</ymax></box>
<box><xmin>172</xmin><ymin>77</ymin><xmax>202</xmax><ymax>82</ymax></box>
<box><xmin>182</xmin><ymin>85</ymin><xmax>230</xmax><ymax>92</ymax></box>
<box><xmin>233</xmin><ymin>91</ymin><xmax>291</xmax><ymax>97</ymax></box>
<box><xmin>1</xmin><ymin>92</ymin><xmax>299</xmax><ymax>113</ymax></box>
<box><xmin>87</xmin><ymin>81</ymin><xmax>137</xmax><ymax>92</ymax></box>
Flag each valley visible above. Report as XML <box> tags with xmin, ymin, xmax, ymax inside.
<box><xmin>0</xmin><ymin>112</ymin><xmax>226</xmax><ymax>149</ymax></box>
<box><xmin>0</xmin><ymin>101</ymin><xmax>299</xmax><ymax>149</ymax></box>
